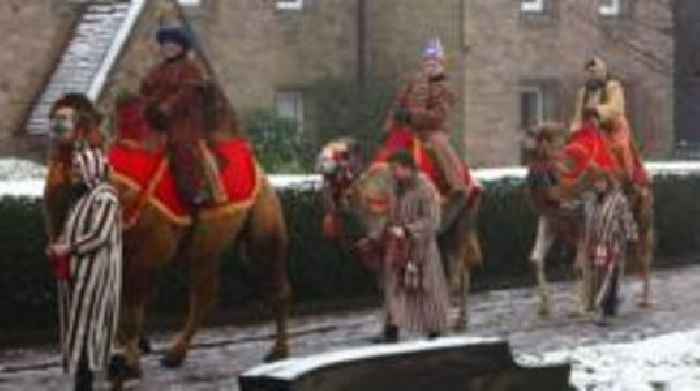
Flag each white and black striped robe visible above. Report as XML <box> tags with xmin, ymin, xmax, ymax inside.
<box><xmin>59</xmin><ymin>182</ymin><xmax>122</xmax><ymax>374</ymax></box>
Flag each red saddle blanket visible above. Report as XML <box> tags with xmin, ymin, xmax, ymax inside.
<box><xmin>108</xmin><ymin>138</ymin><xmax>259</xmax><ymax>225</ymax></box>
<box><xmin>374</xmin><ymin>126</ymin><xmax>482</xmax><ymax>205</ymax></box>
<box><xmin>560</xmin><ymin>121</ymin><xmax>620</xmax><ymax>184</ymax></box>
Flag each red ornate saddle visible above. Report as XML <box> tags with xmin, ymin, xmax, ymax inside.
<box><xmin>374</xmin><ymin>125</ymin><xmax>482</xmax><ymax>206</ymax></box>
<box><xmin>109</xmin><ymin>139</ymin><xmax>260</xmax><ymax>226</ymax></box>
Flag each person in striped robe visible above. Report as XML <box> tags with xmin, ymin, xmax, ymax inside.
<box><xmin>47</xmin><ymin>148</ymin><xmax>122</xmax><ymax>391</ymax></box>
<box><xmin>582</xmin><ymin>170</ymin><xmax>638</xmax><ymax>327</ymax></box>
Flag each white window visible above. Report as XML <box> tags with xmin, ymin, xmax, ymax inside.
<box><xmin>275</xmin><ymin>91</ymin><xmax>304</xmax><ymax>132</ymax></box>
<box><xmin>521</xmin><ymin>0</ymin><xmax>544</xmax><ymax>13</ymax></box>
<box><xmin>178</xmin><ymin>0</ymin><xmax>200</xmax><ymax>6</ymax></box>
<box><xmin>599</xmin><ymin>0</ymin><xmax>621</xmax><ymax>16</ymax></box>
<box><xmin>277</xmin><ymin>0</ymin><xmax>303</xmax><ymax>11</ymax></box>
<box><xmin>520</xmin><ymin>86</ymin><xmax>544</xmax><ymax>129</ymax></box>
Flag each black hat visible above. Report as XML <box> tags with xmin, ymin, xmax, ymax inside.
<box><xmin>156</xmin><ymin>26</ymin><xmax>192</xmax><ymax>51</ymax></box>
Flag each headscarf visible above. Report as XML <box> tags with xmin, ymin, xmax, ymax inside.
<box><xmin>585</xmin><ymin>56</ymin><xmax>608</xmax><ymax>78</ymax></box>
<box><xmin>71</xmin><ymin>148</ymin><xmax>109</xmax><ymax>189</ymax></box>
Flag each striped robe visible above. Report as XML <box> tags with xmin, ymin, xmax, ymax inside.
<box><xmin>583</xmin><ymin>189</ymin><xmax>637</xmax><ymax>309</ymax></box>
<box><xmin>59</xmin><ymin>182</ymin><xmax>122</xmax><ymax>374</ymax></box>
<box><xmin>384</xmin><ymin>173</ymin><xmax>449</xmax><ymax>333</ymax></box>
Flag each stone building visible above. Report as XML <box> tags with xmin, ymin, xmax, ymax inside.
<box><xmin>0</xmin><ymin>1</ymin><xmax>82</xmax><ymax>158</ymax></box>
<box><xmin>463</xmin><ymin>0</ymin><xmax>673</xmax><ymax>165</ymax></box>
<box><xmin>0</xmin><ymin>0</ymin><xmax>677</xmax><ymax>166</ymax></box>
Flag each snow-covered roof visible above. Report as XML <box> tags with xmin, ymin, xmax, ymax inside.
<box><xmin>2</xmin><ymin>159</ymin><xmax>700</xmax><ymax>199</ymax></box>
<box><xmin>241</xmin><ymin>336</ymin><xmax>504</xmax><ymax>381</ymax></box>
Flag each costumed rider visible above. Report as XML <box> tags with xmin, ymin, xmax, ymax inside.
<box><xmin>141</xmin><ymin>26</ymin><xmax>222</xmax><ymax>208</ymax></box>
<box><xmin>569</xmin><ymin>56</ymin><xmax>650</xmax><ymax>191</ymax></box>
<box><xmin>383</xmin><ymin>37</ymin><xmax>468</xmax><ymax>208</ymax></box>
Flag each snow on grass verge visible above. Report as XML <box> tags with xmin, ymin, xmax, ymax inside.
<box><xmin>517</xmin><ymin>329</ymin><xmax>700</xmax><ymax>391</ymax></box>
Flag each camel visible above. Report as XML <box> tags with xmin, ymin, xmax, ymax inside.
<box><xmin>524</xmin><ymin>123</ymin><xmax>654</xmax><ymax>317</ymax></box>
<box><xmin>316</xmin><ymin>137</ymin><xmax>483</xmax><ymax>332</ymax></box>
<box><xmin>43</xmin><ymin>92</ymin><xmax>291</xmax><ymax>384</ymax></box>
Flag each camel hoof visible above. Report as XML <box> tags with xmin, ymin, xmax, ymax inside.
<box><xmin>160</xmin><ymin>351</ymin><xmax>185</xmax><ymax>368</ymax></box>
<box><xmin>453</xmin><ymin>320</ymin><xmax>468</xmax><ymax>333</ymax></box>
<box><xmin>108</xmin><ymin>355</ymin><xmax>142</xmax><ymax>381</ymax></box>
<box><xmin>263</xmin><ymin>345</ymin><xmax>289</xmax><ymax>363</ymax></box>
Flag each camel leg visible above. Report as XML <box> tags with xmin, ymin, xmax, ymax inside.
<box><xmin>161</xmin><ymin>252</ymin><xmax>220</xmax><ymax>368</ymax></box>
<box><xmin>530</xmin><ymin>216</ymin><xmax>555</xmax><ymax>317</ymax></box>
<box><xmin>574</xmin><ymin>238</ymin><xmax>595</xmax><ymax>315</ymax></box>
<box><xmin>636</xmin><ymin>227</ymin><xmax>654</xmax><ymax>308</ymax></box>
<box><xmin>161</xmin><ymin>214</ymin><xmax>245</xmax><ymax>368</ymax></box>
<box><xmin>454</xmin><ymin>268</ymin><xmax>471</xmax><ymax>333</ymax></box>
<box><xmin>245</xmin><ymin>183</ymin><xmax>291</xmax><ymax>362</ymax></box>
<box><xmin>635</xmin><ymin>188</ymin><xmax>654</xmax><ymax>308</ymax></box>
<box><xmin>110</xmin><ymin>258</ymin><xmax>157</xmax><ymax>382</ymax></box>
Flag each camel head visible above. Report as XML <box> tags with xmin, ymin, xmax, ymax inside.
<box><xmin>316</xmin><ymin>138</ymin><xmax>391</xmax><ymax>242</ymax></box>
<box><xmin>523</xmin><ymin>122</ymin><xmax>567</xmax><ymax>164</ymax></box>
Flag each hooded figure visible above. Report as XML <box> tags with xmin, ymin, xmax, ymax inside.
<box><xmin>47</xmin><ymin>148</ymin><xmax>122</xmax><ymax>391</ymax></box>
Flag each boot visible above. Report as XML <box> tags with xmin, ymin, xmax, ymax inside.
<box><xmin>426</xmin><ymin>331</ymin><xmax>441</xmax><ymax>340</ymax></box>
<box><xmin>371</xmin><ymin>324</ymin><xmax>399</xmax><ymax>344</ymax></box>
<box><xmin>74</xmin><ymin>368</ymin><xmax>93</xmax><ymax>391</ymax></box>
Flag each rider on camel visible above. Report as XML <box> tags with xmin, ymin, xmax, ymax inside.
<box><xmin>569</xmin><ymin>56</ymin><xmax>650</xmax><ymax>189</ymax></box>
<box><xmin>383</xmin><ymin>38</ymin><xmax>467</xmax><ymax>209</ymax></box>
<box><xmin>141</xmin><ymin>26</ymin><xmax>217</xmax><ymax>208</ymax></box>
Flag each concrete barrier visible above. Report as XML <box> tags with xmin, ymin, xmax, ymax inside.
<box><xmin>239</xmin><ymin>336</ymin><xmax>572</xmax><ymax>391</ymax></box>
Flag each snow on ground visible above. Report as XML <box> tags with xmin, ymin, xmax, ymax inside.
<box><xmin>518</xmin><ymin>330</ymin><xmax>700</xmax><ymax>391</ymax></box>
<box><xmin>2</xmin><ymin>159</ymin><xmax>700</xmax><ymax>199</ymax></box>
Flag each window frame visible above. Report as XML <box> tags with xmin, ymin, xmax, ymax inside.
<box><xmin>521</xmin><ymin>0</ymin><xmax>545</xmax><ymax>14</ymax></box>
<box><xmin>177</xmin><ymin>0</ymin><xmax>201</xmax><ymax>7</ymax></box>
<box><xmin>519</xmin><ymin>86</ymin><xmax>545</xmax><ymax>130</ymax></box>
<box><xmin>275</xmin><ymin>90</ymin><xmax>304</xmax><ymax>132</ymax></box>
<box><xmin>276</xmin><ymin>0</ymin><xmax>303</xmax><ymax>11</ymax></box>
<box><xmin>599</xmin><ymin>0</ymin><xmax>622</xmax><ymax>16</ymax></box>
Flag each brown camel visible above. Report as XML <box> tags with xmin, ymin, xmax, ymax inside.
<box><xmin>316</xmin><ymin>138</ymin><xmax>483</xmax><ymax>331</ymax></box>
<box><xmin>43</xmin><ymin>92</ymin><xmax>291</xmax><ymax>384</ymax></box>
<box><xmin>524</xmin><ymin>123</ymin><xmax>654</xmax><ymax>317</ymax></box>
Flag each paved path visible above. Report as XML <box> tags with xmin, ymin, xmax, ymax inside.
<box><xmin>1</xmin><ymin>264</ymin><xmax>699</xmax><ymax>390</ymax></box>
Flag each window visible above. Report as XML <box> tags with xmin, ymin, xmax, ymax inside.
<box><xmin>277</xmin><ymin>0</ymin><xmax>303</xmax><ymax>11</ymax></box>
<box><xmin>599</xmin><ymin>0</ymin><xmax>621</xmax><ymax>16</ymax></box>
<box><xmin>178</xmin><ymin>0</ymin><xmax>200</xmax><ymax>6</ymax></box>
<box><xmin>275</xmin><ymin>91</ymin><xmax>304</xmax><ymax>132</ymax></box>
<box><xmin>521</xmin><ymin>0</ymin><xmax>544</xmax><ymax>13</ymax></box>
<box><xmin>520</xmin><ymin>86</ymin><xmax>544</xmax><ymax>130</ymax></box>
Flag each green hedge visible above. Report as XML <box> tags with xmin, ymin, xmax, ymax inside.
<box><xmin>2</xmin><ymin>175</ymin><xmax>699</xmax><ymax>331</ymax></box>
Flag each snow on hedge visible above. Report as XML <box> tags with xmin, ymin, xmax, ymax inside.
<box><xmin>2</xmin><ymin>159</ymin><xmax>700</xmax><ymax>199</ymax></box>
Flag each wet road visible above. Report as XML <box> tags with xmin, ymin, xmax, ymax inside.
<box><xmin>2</xmin><ymin>263</ymin><xmax>699</xmax><ymax>390</ymax></box>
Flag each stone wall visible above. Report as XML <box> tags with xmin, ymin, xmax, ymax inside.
<box><xmin>0</xmin><ymin>0</ymin><xmax>81</xmax><ymax>159</ymax></box>
<box><xmin>463</xmin><ymin>0</ymin><xmax>673</xmax><ymax>166</ymax></box>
